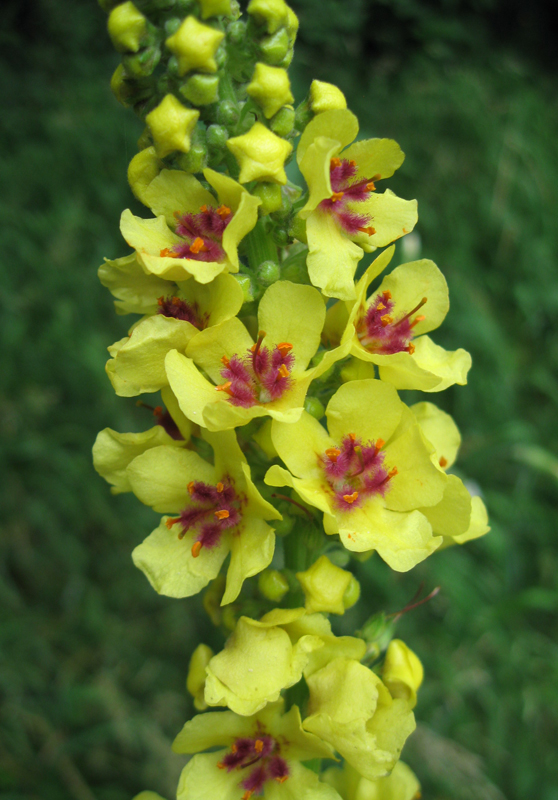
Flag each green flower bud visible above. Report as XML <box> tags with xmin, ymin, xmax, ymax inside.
<box><xmin>296</xmin><ymin>554</ymin><xmax>354</xmax><ymax>615</ymax></box>
<box><xmin>258</xmin><ymin>569</ymin><xmax>289</xmax><ymax>602</ymax></box>
<box><xmin>186</xmin><ymin>643</ymin><xmax>214</xmax><ymax>710</ymax></box>
<box><xmin>280</xmin><ymin>253</ymin><xmax>310</xmax><ymax>285</ymax></box>
<box><xmin>326</xmin><ymin>549</ymin><xmax>350</xmax><ymax>568</ymax></box>
<box><xmin>259</xmin><ymin>27</ymin><xmax>290</xmax><ymax>64</ymax></box>
<box><xmin>269</xmin><ymin>105</ymin><xmax>295</xmax><ymax>136</ymax></box>
<box><xmin>234</xmin><ymin>273</ymin><xmax>256</xmax><ymax>303</ymax></box>
<box><xmin>358</xmin><ymin>611</ymin><xmax>396</xmax><ymax>660</ymax></box>
<box><xmin>247</xmin><ymin>0</ymin><xmax>289</xmax><ymax>33</ymax></box>
<box><xmin>108</xmin><ymin>2</ymin><xmax>147</xmax><ymax>53</ymax></box>
<box><xmin>216</xmin><ymin>99</ymin><xmax>239</xmax><ymax>126</ymax></box>
<box><xmin>303</xmin><ymin>396</ymin><xmax>325</xmax><ymax>420</ymax></box>
<box><xmin>227</xmin><ymin>19</ymin><xmax>246</xmax><ymax>44</ymax></box>
<box><xmin>288</xmin><ymin>214</ymin><xmax>307</xmax><ymax>243</ymax></box>
<box><xmin>272</xmin><ymin>513</ymin><xmax>294</xmax><ymax>536</ymax></box>
<box><xmin>122</xmin><ymin>45</ymin><xmax>161</xmax><ymax>78</ymax></box>
<box><xmin>132</xmin><ymin>792</ymin><xmax>166</xmax><ymax>800</ymax></box>
<box><xmin>176</xmin><ymin>141</ymin><xmax>208</xmax><ymax>172</ymax></box>
<box><xmin>343</xmin><ymin>575</ymin><xmax>361</xmax><ymax>610</ymax></box>
<box><xmin>206</xmin><ymin>123</ymin><xmax>229</xmax><ymax>150</ymax></box>
<box><xmin>340</xmin><ymin>357</ymin><xmax>376</xmax><ymax>383</ymax></box>
<box><xmin>252</xmin><ymin>182</ymin><xmax>282</xmax><ymax>215</ymax></box>
<box><xmin>164</xmin><ymin>17</ymin><xmax>182</xmax><ymax>36</ymax></box>
<box><xmin>179</xmin><ymin>73</ymin><xmax>220</xmax><ymax>105</ymax></box>
<box><xmin>198</xmin><ymin>0</ymin><xmax>232</xmax><ymax>18</ymax></box>
<box><xmin>270</xmin><ymin>189</ymin><xmax>292</xmax><ymax>220</ymax></box>
<box><xmin>256</xmin><ymin>259</ymin><xmax>281</xmax><ymax>285</ymax></box>
<box><xmin>110</xmin><ymin>63</ymin><xmax>133</xmax><ymax>106</ymax></box>
<box><xmin>271</xmin><ymin>226</ymin><xmax>289</xmax><ymax>246</ymax></box>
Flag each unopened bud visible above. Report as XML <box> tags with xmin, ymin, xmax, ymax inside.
<box><xmin>165</xmin><ymin>16</ymin><xmax>224</xmax><ymax>76</ymax></box>
<box><xmin>227</xmin><ymin>122</ymin><xmax>292</xmax><ymax>184</ymax></box>
<box><xmin>216</xmin><ymin>99</ymin><xmax>240</xmax><ymax>127</ymax></box>
<box><xmin>180</xmin><ymin>72</ymin><xmax>220</xmax><ymax>105</ymax></box>
<box><xmin>252</xmin><ymin>182</ymin><xmax>282</xmax><ymax>215</ymax></box>
<box><xmin>256</xmin><ymin>259</ymin><xmax>281</xmax><ymax>285</ymax></box>
<box><xmin>228</xmin><ymin>19</ymin><xmax>246</xmax><ymax>44</ymax></box>
<box><xmin>234</xmin><ymin>273</ymin><xmax>256</xmax><ymax>303</ymax></box>
<box><xmin>304</xmin><ymin>396</ymin><xmax>325</xmax><ymax>420</ymax></box>
<box><xmin>146</xmin><ymin>94</ymin><xmax>199</xmax><ymax>157</ymax></box>
<box><xmin>297</xmin><ymin>555</ymin><xmax>354</xmax><ymax>615</ymax></box>
<box><xmin>269</xmin><ymin>105</ymin><xmax>295</xmax><ymax>136</ymax></box>
<box><xmin>206</xmin><ymin>123</ymin><xmax>229</xmax><ymax>150</ymax></box>
<box><xmin>343</xmin><ymin>575</ymin><xmax>361</xmax><ymax>609</ymax></box>
<box><xmin>258</xmin><ymin>569</ymin><xmax>289</xmax><ymax>602</ymax></box>
<box><xmin>198</xmin><ymin>0</ymin><xmax>232</xmax><ymax>18</ymax></box>
<box><xmin>309</xmin><ymin>79</ymin><xmax>347</xmax><ymax>114</ymax></box>
<box><xmin>247</xmin><ymin>0</ymin><xmax>289</xmax><ymax>33</ymax></box>
<box><xmin>382</xmin><ymin>639</ymin><xmax>424</xmax><ymax>709</ymax></box>
<box><xmin>259</xmin><ymin>27</ymin><xmax>290</xmax><ymax>65</ymax></box>
<box><xmin>186</xmin><ymin>643</ymin><xmax>214</xmax><ymax>710</ymax></box>
<box><xmin>176</xmin><ymin>142</ymin><xmax>208</xmax><ymax>173</ymax></box>
<box><xmin>108</xmin><ymin>2</ymin><xmax>147</xmax><ymax>53</ymax></box>
<box><xmin>247</xmin><ymin>63</ymin><xmax>294</xmax><ymax>119</ymax></box>
<box><xmin>122</xmin><ymin>44</ymin><xmax>161</xmax><ymax>78</ymax></box>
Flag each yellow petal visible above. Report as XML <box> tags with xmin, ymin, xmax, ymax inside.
<box><xmin>326</xmin><ymin>379</ymin><xmax>403</xmax><ymax>445</ymax></box>
<box><xmin>306</xmin><ymin>209</ymin><xmax>362</xmax><ymax>301</ymax></box>
<box><xmin>297</xmin><ymin>108</ymin><xmax>359</xmax><ymax>165</ymax></box>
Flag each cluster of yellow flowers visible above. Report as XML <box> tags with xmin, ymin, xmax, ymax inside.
<box><xmin>95</xmin><ymin>1</ymin><xmax>490</xmax><ymax>798</ymax></box>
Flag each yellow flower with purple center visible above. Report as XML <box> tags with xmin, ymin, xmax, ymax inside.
<box><xmin>172</xmin><ymin>702</ymin><xmax>339</xmax><ymax>800</ymax></box>
<box><xmin>266</xmin><ymin>379</ymin><xmax>448</xmax><ymax>571</ymax></box>
<box><xmin>165</xmin><ymin>280</ymin><xmax>351</xmax><ymax>431</ymax></box>
<box><xmin>325</xmin><ymin>246</ymin><xmax>472</xmax><ymax>392</ymax></box>
<box><xmin>105</xmin><ymin>272</ymin><xmax>244</xmax><ymax>397</ymax></box>
<box><xmin>120</xmin><ymin>168</ymin><xmax>261</xmax><ymax>283</ymax></box>
<box><xmin>297</xmin><ymin>109</ymin><xmax>418</xmax><ymax>301</ymax></box>
<box><xmin>127</xmin><ymin>429</ymin><xmax>281</xmax><ymax>604</ymax></box>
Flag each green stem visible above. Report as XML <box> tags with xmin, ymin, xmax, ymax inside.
<box><xmin>244</xmin><ymin>217</ymin><xmax>278</xmax><ymax>271</ymax></box>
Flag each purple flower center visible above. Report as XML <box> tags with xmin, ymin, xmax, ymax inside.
<box><xmin>218</xmin><ymin>732</ymin><xmax>289</xmax><ymax>799</ymax></box>
<box><xmin>321</xmin><ymin>433</ymin><xmax>397</xmax><ymax>511</ymax></box>
<box><xmin>319</xmin><ymin>157</ymin><xmax>379</xmax><ymax>237</ymax></box>
<box><xmin>157</xmin><ymin>296</ymin><xmax>208</xmax><ymax>328</ymax></box>
<box><xmin>137</xmin><ymin>401</ymin><xmax>184</xmax><ymax>440</ymax></box>
<box><xmin>159</xmin><ymin>204</ymin><xmax>233</xmax><ymax>262</ymax></box>
<box><xmin>216</xmin><ymin>332</ymin><xmax>295</xmax><ymax>408</ymax></box>
<box><xmin>166</xmin><ymin>477</ymin><xmax>243</xmax><ymax>557</ymax></box>
<box><xmin>356</xmin><ymin>291</ymin><xmax>427</xmax><ymax>355</ymax></box>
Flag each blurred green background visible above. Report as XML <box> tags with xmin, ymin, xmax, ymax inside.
<box><xmin>1</xmin><ymin>1</ymin><xmax>557</xmax><ymax>798</ymax></box>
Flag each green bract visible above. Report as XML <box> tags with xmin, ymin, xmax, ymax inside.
<box><xmin>128</xmin><ymin>429</ymin><xmax>281</xmax><ymax>604</ymax></box>
<box><xmin>165</xmin><ymin>280</ymin><xmax>350</xmax><ymax>431</ymax></box>
<box><xmin>303</xmin><ymin>657</ymin><xmax>416</xmax><ymax>781</ymax></box>
<box><xmin>105</xmin><ymin>273</ymin><xmax>244</xmax><ymax>397</ymax></box>
<box><xmin>297</xmin><ymin>109</ymin><xmax>418</xmax><ymax>301</ymax></box>
<box><xmin>173</xmin><ymin>701</ymin><xmax>339</xmax><ymax>800</ymax></box>
<box><xmin>266</xmin><ymin>379</ymin><xmax>449</xmax><ymax>571</ymax></box>
<box><xmin>327</xmin><ymin>246</ymin><xmax>472</xmax><ymax>392</ymax></box>
<box><xmin>120</xmin><ymin>168</ymin><xmax>261</xmax><ymax>283</ymax></box>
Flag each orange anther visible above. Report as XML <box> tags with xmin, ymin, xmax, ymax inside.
<box><xmin>275</xmin><ymin>776</ymin><xmax>288</xmax><ymax>784</ymax></box>
<box><xmin>221</xmin><ymin>355</ymin><xmax>230</xmax><ymax>367</ymax></box>
<box><xmin>254</xmin><ymin>739</ymin><xmax>264</xmax><ymax>753</ymax></box>
<box><xmin>377</xmin><ymin>302</ymin><xmax>385</xmax><ymax>311</ymax></box>
<box><xmin>189</xmin><ymin>237</ymin><xmax>208</xmax><ymax>254</ymax></box>
<box><xmin>381</xmin><ymin>314</ymin><xmax>393</xmax><ymax>327</ymax></box>
<box><xmin>165</xmin><ymin>517</ymin><xmax>179</xmax><ymax>529</ymax></box>
<box><xmin>216</xmin><ymin>482</ymin><xmax>224</xmax><ymax>493</ymax></box>
<box><xmin>215</xmin><ymin>509</ymin><xmax>229</xmax><ymax>520</ymax></box>
<box><xmin>439</xmin><ymin>456</ymin><xmax>448</xmax><ymax>468</ymax></box>
<box><xmin>276</xmin><ymin>342</ymin><xmax>293</xmax><ymax>357</ymax></box>
<box><xmin>330</xmin><ymin>191</ymin><xmax>344</xmax><ymax>202</ymax></box>
<box><xmin>407</xmin><ymin>342</ymin><xmax>415</xmax><ymax>354</ymax></box>
<box><xmin>349</xmin><ymin>433</ymin><xmax>356</xmax><ymax>441</ymax></box>
<box><xmin>217</xmin><ymin>204</ymin><xmax>231</xmax><ymax>218</ymax></box>
<box><xmin>325</xmin><ymin>447</ymin><xmax>341</xmax><ymax>462</ymax></box>
<box><xmin>216</xmin><ymin>381</ymin><xmax>233</xmax><ymax>394</ymax></box>
<box><xmin>388</xmin><ymin>467</ymin><xmax>398</xmax><ymax>478</ymax></box>
<box><xmin>343</xmin><ymin>491</ymin><xmax>359</xmax><ymax>504</ymax></box>
<box><xmin>231</xmin><ymin>744</ymin><xmax>238</xmax><ymax>754</ymax></box>
<box><xmin>278</xmin><ymin>364</ymin><xmax>290</xmax><ymax>378</ymax></box>
<box><xmin>159</xmin><ymin>247</ymin><xmax>176</xmax><ymax>258</ymax></box>
<box><xmin>153</xmin><ymin>406</ymin><xmax>163</xmax><ymax>417</ymax></box>
<box><xmin>157</xmin><ymin>296</ymin><xmax>164</xmax><ymax>306</ymax></box>
<box><xmin>358</xmin><ymin>225</ymin><xmax>376</xmax><ymax>236</ymax></box>
<box><xmin>188</xmin><ymin>481</ymin><xmax>195</xmax><ymax>494</ymax></box>
<box><xmin>191</xmin><ymin>541</ymin><xmax>202</xmax><ymax>558</ymax></box>
<box><xmin>200</xmin><ymin>204</ymin><xmax>208</xmax><ymax>213</ymax></box>
<box><xmin>375</xmin><ymin>438</ymin><xmax>385</xmax><ymax>451</ymax></box>
<box><xmin>366</xmin><ymin>181</ymin><xmax>376</xmax><ymax>191</ymax></box>
<box><xmin>348</xmin><ymin>159</ymin><xmax>356</xmax><ymax>167</ymax></box>
<box><xmin>382</xmin><ymin>290</ymin><xmax>392</xmax><ymax>301</ymax></box>
<box><xmin>330</xmin><ymin>157</ymin><xmax>342</xmax><ymax>168</ymax></box>
<box><xmin>242</xmin><ymin>792</ymin><xmax>253</xmax><ymax>800</ymax></box>
<box><xmin>217</xmin><ymin>761</ymin><xmax>226</xmax><ymax>770</ymax></box>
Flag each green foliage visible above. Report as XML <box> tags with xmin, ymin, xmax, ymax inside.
<box><xmin>1</xmin><ymin>1</ymin><xmax>557</xmax><ymax>798</ymax></box>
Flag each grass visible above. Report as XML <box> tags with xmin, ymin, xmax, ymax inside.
<box><xmin>1</xmin><ymin>1</ymin><xmax>557</xmax><ymax>798</ymax></box>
